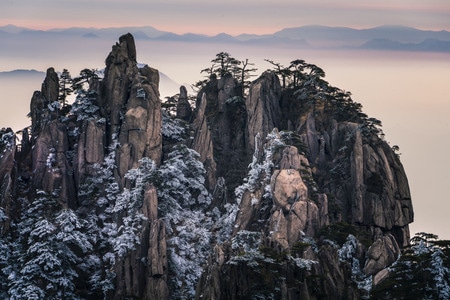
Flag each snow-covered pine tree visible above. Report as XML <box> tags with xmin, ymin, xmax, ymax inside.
<box><xmin>157</xmin><ymin>144</ymin><xmax>213</xmax><ymax>299</ymax></box>
<box><xmin>0</xmin><ymin>208</ymin><xmax>9</xmax><ymax>299</ymax></box>
<box><xmin>371</xmin><ymin>232</ymin><xmax>450</xmax><ymax>299</ymax></box>
<box><xmin>77</xmin><ymin>139</ymin><xmax>120</xmax><ymax>299</ymax></box>
<box><xmin>6</xmin><ymin>191</ymin><xmax>91</xmax><ymax>299</ymax></box>
<box><xmin>112</xmin><ymin>157</ymin><xmax>156</xmax><ymax>257</ymax></box>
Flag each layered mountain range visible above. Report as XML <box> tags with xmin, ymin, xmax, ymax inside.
<box><xmin>0</xmin><ymin>33</ymin><xmax>417</xmax><ymax>299</ymax></box>
<box><xmin>1</xmin><ymin>24</ymin><xmax>450</xmax><ymax>51</ymax></box>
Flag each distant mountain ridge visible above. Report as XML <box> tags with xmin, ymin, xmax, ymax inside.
<box><xmin>0</xmin><ymin>69</ymin><xmax>45</xmax><ymax>77</ymax></box>
<box><xmin>1</xmin><ymin>24</ymin><xmax>450</xmax><ymax>52</ymax></box>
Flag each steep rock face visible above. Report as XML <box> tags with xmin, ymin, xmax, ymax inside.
<box><xmin>101</xmin><ymin>33</ymin><xmax>138</xmax><ymax>136</ymax></box>
<box><xmin>0</xmin><ymin>33</ymin><xmax>416</xmax><ymax>299</ymax></box>
<box><xmin>117</xmin><ymin>66</ymin><xmax>161</xmax><ymax>173</ymax></box>
<box><xmin>32</xmin><ymin>121</ymin><xmax>76</xmax><ymax>208</ymax></box>
<box><xmin>0</xmin><ymin>34</ymin><xmax>169</xmax><ymax>300</ymax></box>
<box><xmin>30</xmin><ymin>67</ymin><xmax>59</xmax><ymax>135</ymax></box>
<box><xmin>75</xmin><ymin>119</ymin><xmax>105</xmax><ymax>186</ymax></box>
<box><xmin>307</xmin><ymin>119</ymin><xmax>413</xmax><ymax>247</ymax></box>
<box><xmin>40</xmin><ymin>67</ymin><xmax>59</xmax><ymax>103</ymax></box>
<box><xmin>197</xmin><ymin>70</ymin><xmax>413</xmax><ymax>299</ymax></box>
<box><xmin>99</xmin><ymin>34</ymin><xmax>165</xmax><ymax>299</ymax></box>
<box><xmin>101</xmin><ymin>33</ymin><xmax>162</xmax><ymax>180</ymax></box>
<box><xmin>114</xmin><ymin>184</ymin><xmax>169</xmax><ymax>300</ymax></box>
<box><xmin>246</xmin><ymin>71</ymin><xmax>281</xmax><ymax>154</ymax></box>
<box><xmin>198</xmin><ymin>73</ymin><xmax>248</xmax><ymax>194</ymax></box>
<box><xmin>176</xmin><ymin>85</ymin><xmax>192</xmax><ymax>121</ymax></box>
<box><xmin>191</xmin><ymin>93</ymin><xmax>217</xmax><ymax>188</ymax></box>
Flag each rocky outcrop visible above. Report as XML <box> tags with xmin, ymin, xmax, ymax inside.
<box><xmin>41</xmin><ymin>67</ymin><xmax>59</xmax><ymax>103</ymax></box>
<box><xmin>191</xmin><ymin>93</ymin><xmax>217</xmax><ymax>188</ymax></box>
<box><xmin>99</xmin><ymin>34</ymin><xmax>165</xmax><ymax>299</ymax></box>
<box><xmin>32</xmin><ymin>121</ymin><xmax>76</xmax><ymax>208</ymax></box>
<box><xmin>101</xmin><ymin>33</ymin><xmax>138</xmax><ymax>135</ymax></box>
<box><xmin>117</xmin><ymin>65</ymin><xmax>162</xmax><ymax>173</ymax></box>
<box><xmin>363</xmin><ymin>234</ymin><xmax>400</xmax><ymax>275</ymax></box>
<box><xmin>198</xmin><ymin>73</ymin><xmax>248</xmax><ymax>194</ymax></box>
<box><xmin>30</xmin><ymin>67</ymin><xmax>59</xmax><ymax>135</ymax></box>
<box><xmin>271</xmin><ymin>169</ymin><xmax>308</xmax><ymax>212</ymax></box>
<box><xmin>176</xmin><ymin>86</ymin><xmax>192</xmax><ymax>121</ymax></box>
<box><xmin>101</xmin><ymin>33</ymin><xmax>162</xmax><ymax>180</ymax></box>
<box><xmin>76</xmin><ymin>119</ymin><xmax>105</xmax><ymax>186</ymax></box>
<box><xmin>196</xmin><ymin>68</ymin><xmax>413</xmax><ymax>299</ymax></box>
<box><xmin>246</xmin><ymin>71</ymin><xmax>281</xmax><ymax>154</ymax></box>
<box><xmin>4</xmin><ymin>33</ymin><xmax>168</xmax><ymax>300</ymax></box>
<box><xmin>114</xmin><ymin>184</ymin><xmax>169</xmax><ymax>300</ymax></box>
<box><xmin>0</xmin><ymin>33</ymin><xmax>415</xmax><ymax>300</ymax></box>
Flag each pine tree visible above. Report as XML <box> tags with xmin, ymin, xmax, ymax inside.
<box><xmin>156</xmin><ymin>144</ymin><xmax>213</xmax><ymax>298</ymax></box>
<box><xmin>0</xmin><ymin>208</ymin><xmax>9</xmax><ymax>299</ymax></box>
<box><xmin>112</xmin><ymin>157</ymin><xmax>156</xmax><ymax>257</ymax></box>
<box><xmin>371</xmin><ymin>232</ymin><xmax>450</xmax><ymax>299</ymax></box>
<box><xmin>7</xmin><ymin>191</ymin><xmax>91</xmax><ymax>299</ymax></box>
<box><xmin>71</xmin><ymin>68</ymin><xmax>99</xmax><ymax>91</ymax></box>
<box><xmin>58</xmin><ymin>68</ymin><xmax>73</xmax><ymax>107</ymax></box>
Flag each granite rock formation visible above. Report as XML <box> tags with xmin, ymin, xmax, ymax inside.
<box><xmin>0</xmin><ymin>33</ymin><xmax>414</xmax><ymax>299</ymax></box>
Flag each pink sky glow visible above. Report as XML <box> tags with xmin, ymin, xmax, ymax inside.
<box><xmin>1</xmin><ymin>0</ymin><xmax>449</xmax><ymax>35</ymax></box>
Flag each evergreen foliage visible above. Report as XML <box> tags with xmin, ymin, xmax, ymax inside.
<box><xmin>69</xmin><ymin>89</ymin><xmax>100</xmax><ymax>122</ymax></box>
<box><xmin>58</xmin><ymin>69</ymin><xmax>73</xmax><ymax>107</ymax></box>
<box><xmin>71</xmin><ymin>68</ymin><xmax>99</xmax><ymax>91</ymax></box>
<box><xmin>5</xmin><ymin>191</ymin><xmax>91</xmax><ymax>300</ymax></box>
<box><xmin>197</xmin><ymin>52</ymin><xmax>257</xmax><ymax>95</ymax></box>
<box><xmin>112</xmin><ymin>157</ymin><xmax>156</xmax><ymax>257</ymax></box>
<box><xmin>371</xmin><ymin>232</ymin><xmax>450</xmax><ymax>299</ymax></box>
<box><xmin>156</xmin><ymin>144</ymin><xmax>213</xmax><ymax>299</ymax></box>
<box><xmin>0</xmin><ymin>50</ymin><xmax>440</xmax><ymax>300</ymax></box>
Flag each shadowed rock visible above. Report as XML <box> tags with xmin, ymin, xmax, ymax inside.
<box><xmin>176</xmin><ymin>85</ymin><xmax>192</xmax><ymax>121</ymax></box>
<box><xmin>191</xmin><ymin>93</ymin><xmax>217</xmax><ymax>188</ymax></box>
<box><xmin>246</xmin><ymin>71</ymin><xmax>281</xmax><ymax>154</ymax></box>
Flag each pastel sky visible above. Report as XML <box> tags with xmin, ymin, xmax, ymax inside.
<box><xmin>1</xmin><ymin>0</ymin><xmax>450</xmax><ymax>34</ymax></box>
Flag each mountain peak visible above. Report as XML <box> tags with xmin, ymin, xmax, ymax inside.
<box><xmin>0</xmin><ymin>33</ymin><xmax>421</xmax><ymax>299</ymax></box>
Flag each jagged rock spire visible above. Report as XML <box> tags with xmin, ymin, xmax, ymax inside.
<box><xmin>246</xmin><ymin>71</ymin><xmax>281</xmax><ymax>155</ymax></box>
<box><xmin>176</xmin><ymin>85</ymin><xmax>192</xmax><ymax>121</ymax></box>
<box><xmin>101</xmin><ymin>33</ymin><xmax>162</xmax><ymax>179</ymax></box>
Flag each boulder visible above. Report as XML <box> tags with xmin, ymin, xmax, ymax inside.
<box><xmin>270</xmin><ymin>169</ymin><xmax>308</xmax><ymax>212</ymax></box>
<box><xmin>363</xmin><ymin>234</ymin><xmax>400</xmax><ymax>275</ymax></box>
<box><xmin>288</xmin><ymin>200</ymin><xmax>320</xmax><ymax>239</ymax></box>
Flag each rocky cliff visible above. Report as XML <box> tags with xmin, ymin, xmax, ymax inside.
<box><xmin>0</xmin><ymin>34</ymin><xmax>413</xmax><ymax>299</ymax></box>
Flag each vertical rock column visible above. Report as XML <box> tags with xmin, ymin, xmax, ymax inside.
<box><xmin>101</xmin><ymin>33</ymin><xmax>162</xmax><ymax>181</ymax></box>
<box><xmin>191</xmin><ymin>93</ymin><xmax>217</xmax><ymax>188</ymax></box>
<box><xmin>246</xmin><ymin>71</ymin><xmax>281</xmax><ymax>155</ymax></box>
<box><xmin>29</xmin><ymin>68</ymin><xmax>77</xmax><ymax>208</ymax></box>
<box><xmin>101</xmin><ymin>33</ymin><xmax>166</xmax><ymax>300</ymax></box>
